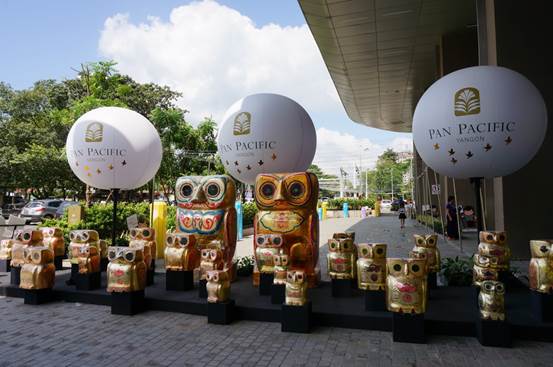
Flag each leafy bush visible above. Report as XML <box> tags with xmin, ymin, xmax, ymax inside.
<box><xmin>416</xmin><ymin>214</ymin><xmax>444</xmax><ymax>234</ymax></box>
<box><xmin>440</xmin><ymin>256</ymin><xmax>473</xmax><ymax>286</ymax></box>
<box><xmin>167</xmin><ymin>205</ymin><xmax>177</xmax><ymax>232</ymax></box>
<box><xmin>235</xmin><ymin>255</ymin><xmax>255</xmax><ymax>276</ymax></box>
<box><xmin>326</xmin><ymin>198</ymin><xmax>376</xmax><ymax>210</ymax></box>
<box><xmin>242</xmin><ymin>202</ymin><xmax>258</xmax><ymax>227</ymax></box>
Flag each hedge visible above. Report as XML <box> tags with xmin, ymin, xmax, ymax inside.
<box><xmin>326</xmin><ymin>198</ymin><xmax>375</xmax><ymax>210</ymax></box>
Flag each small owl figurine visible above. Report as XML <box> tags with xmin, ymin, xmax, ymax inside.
<box><xmin>529</xmin><ymin>240</ymin><xmax>553</xmax><ymax>293</ymax></box>
<box><xmin>206</xmin><ymin>270</ymin><xmax>231</xmax><ymax>303</ymax></box>
<box><xmin>106</xmin><ymin>247</ymin><xmax>146</xmax><ymax>292</ymax></box>
<box><xmin>11</xmin><ymin>229</ymin><xmax>44</xmax><ymax>268</ymax></box>
<box><xmin>327</xmin><ymin>236</ymin><xmax>356</xmax><ymax>280</ymax></box>
<box><xmin>478</xmin><ymin>231</ymin><xmax>510</xmax><ymax>270</ymax></box>
<box><xmin>411</xmin><ymin>234</ymin><xmax>440</xmax><ymax>272</ymax></box>
<box><xmin>164</xmin><ymin>232</ymin><xmax>199</xmax><ymax>271</ymax></box>
<box><xmin>254</xmin><ymin>234</ymin><xmax>284</xmax><ymax>274</ymax></box>
<box><xmin>40</xmin><ymin>227</ymin><xmax>65</xmax><ymax>258</ymax></box>
<box><xmin>0</xmin><ymin>239</ymin><xmax>15</xmax><ymax>260</ymax></box>
<box><xmin>285</xmin><ymin>270</ymin><xmax>308</xmax><ymax>306</ymax></box>
<box><xmin>69</xmin><ymin>230</ymin><xmax>100</xmax><ymax>265</ymax></box>
<box><xmin>472</xmin><ymin>254</ymin><xmax>500</xmax><ymax>287</ymax></box>
<box><xmin>200</xmin><ymin>248</ymin><xmax>224</xmax><ymax>280</ymax></box>
<box><xmin>19</xmin><ymin>247</ymin><xmax>55</xmax><ymax>290</ymax></box>
<box><xmin>273</xmin><ymin>254</ymin><xmax>290</xmax><ymax>285</ymax></box>
<box><xmin>76</xmin><ymin>244</ymin><xmax>100</xmax><ymax>274</ymax></box>
<box><xmin>356</xmin><ymin>243</ymin><xmax>387</xmax><ymax>290</ymax></box>
<box><xmin>478</xmin><ymin>280</ymin><xmax>506</xmax><ymax>321</ymax></box>
<box><xmin>386</xmin><ymin>258</ymin><xmax>428</xmax><ymax>314</ymax></box>
<box><xmin>129</xmin><ymin>227</ymin><xmax>156</xmax><ymax>272</ymax></box>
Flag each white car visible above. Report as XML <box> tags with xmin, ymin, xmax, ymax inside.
<box><xmin>380</xmin><ymin>200</ymin><xmax>392</xmax><ymax>208</ymax></box>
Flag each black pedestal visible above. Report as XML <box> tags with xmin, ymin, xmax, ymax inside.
<box><xmin>146</xmin><ymin>270</ymin><xmax>154</xmax><ymax>286</ymax></box>
<box><xmin>65</xmin><ymin>264</ymin><xmax>79</xmax><ymax>286</ymax></box>
<box><xmin>271</xmin><ymin>284</ymin><xmax>286</xmax><ymax>305</ymax></box>
<box><xmin>100</xmin><ymin>258</ymin><xmax>108</xmax><ymax>272</ymax></box>
<box><xmin>0</xmin><ymin>259</ymin><xmax>11</xmax><ymax>272</ymax></box>
<box><xmin>111</xmin><ymin>290</ymin><xmax>145</xmax><ymax>315</ymax></box>
<box><xmin>331</xmin><ymin>278</ymin><xmax>353</xmax><ymax>297</ymax></box>
<box><xmin>54</xmin><ymin>256</ymin><xmax>64</xmax><ymax>271</ymax></box>
<box><xmin>166</xmin><ymin>270</ymin><xmax>194</xmax><ymax>291</ymax></box>
<box><xmin>530</xmin><ymin>291</ymin><xmax>553</xmax><ymax>323</ymax></box>
<box><xmin>259</xmin><ymin>273</ymin><xmax>274</xmax><ymax>295</ymax></box>
<box><xmin>472</xmin><ymin>286</ymin><xmax>480</xmax><ymax>310</ymax></box>
<box><xmin>23</xmin><ymin>288</ymin><xmax>54</xmax><ymax>305</ymax></box>
<box><xmin>10</xmin><ymin>267</ymin><xmax>21</xmax><ymax>286</ymax></box>
<box><xmin>428</xmin><ymin>272</ymin><xmax>438</xmax><ymax>289</ymax></box>
<box><xmin>75</xmin><ymin>272</ymin><xmax>101</xmax><ymax>291</ymax></box>
<box><xmin>364</xmin><ymin>290</ymin><xmax>387</xmax><ymax>312</ymax></box>
<box><xmin>392</xmin><ymin>313</ymin><xmax>426</xmax><ymax>343</ymax></box>
<box><xmin>198</xmin><ymin>279</ymin><xmax>207</xmax><ymax>298</ymax></box>
<box><xmin>476</xmin><ymin>318</ymin><xmax>511</xmax><ymax>347</ymax></box>
<box><xmin>281</xmin><ymin>302</ymin><xmax>312</xmax><ymax>333</ymax></box>
<box><xmin>207</xmin><ymin>300</ymin><xmax>235</xmax><ymax>325</ymax></box>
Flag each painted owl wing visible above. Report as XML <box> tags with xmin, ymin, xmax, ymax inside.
<box><xmin>224</xmin><ymin>207</ymin><xmax>237</xmax><ymax>265</ymax></box>
<box><xmin>309</xmin><ymin>213</ymin><xmax>319</xmax><ymax>266</ymax></box>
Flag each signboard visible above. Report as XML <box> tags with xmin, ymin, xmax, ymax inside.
<box><xmin>431</xmin><ymin>184</ymin><xmax>441</xmax><ymax>195</ymax></box>
<box><xmin>126</xmin><ymin>214</ymin><xmax>139</xmax><ymax>231</ymax></box>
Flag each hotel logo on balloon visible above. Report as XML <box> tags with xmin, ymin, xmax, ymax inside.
<box><xmin>454</xmin><ymin>87</ymin><xmax>480</xmax><ymax>116</ymax></box>
<box><xmin>233</xmin><ymin>112</ymin><xmax>251</xmax><ymax>135</ymax></box>
<box><xmin>85</xmin><ymin>122</ymin><xmax>104</xmax><ymax>142</ymax></box>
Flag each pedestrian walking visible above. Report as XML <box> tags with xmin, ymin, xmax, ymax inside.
<box><xmin>446</xmin><ymin>196</ymin><xmax>459</xmax><ymax>240</ymax></box>
<box><xmin>398</xmin><ymin>201</ymin><xmax>407</xmax><ymax>229</ymax></box>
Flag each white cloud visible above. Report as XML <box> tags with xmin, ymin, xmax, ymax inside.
<box><xmin>99</xmin><ymin>0</ymin><xmax>339</xmax><ymax>123</ymax></box>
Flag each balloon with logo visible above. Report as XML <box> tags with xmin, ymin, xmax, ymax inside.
<box><xmin>217</xmin><ymin>93</ymin><xmax>317</xmax><ymax>185</ymax></box>
<box><xmin>66</xmin><ymin>107</ymin><xmax>162</xmax><ymax>189</ymax></box>
<box><xmin>413</xmin><ymin>66</ymin><xmax>547</xmax><ymax>178</ymax></box>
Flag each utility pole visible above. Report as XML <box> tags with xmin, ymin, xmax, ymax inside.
<box><xmin>391</xmin><ymin>167</ymin><xmax>394</xmax><ymax>200</ymax></box>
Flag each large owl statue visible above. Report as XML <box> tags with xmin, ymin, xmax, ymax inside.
<box><xmin>200</xmin><ymin>248</ymin><xmax>224</xmax><ymax>280</ymax></box>
<box><xmin>472</xmin><ymin>254</ymin><xmax>500</xmax><ymax>287</ymax></box>
<box><xmin>75</xmin><ymin>244</ymin><xmax>100</xmax><ymax>274</ymax></box>
<box><xmin>69</xmin><ymin>230</ymin><xmax>102</xmax><ymax>266</ymax></box>
<box><xmin>410</xmin><ymin>234</ymin><xmax>440</xmax><ymax>273</ymax></box>
<box><xmin>175</xmin><ymin>175</ymin><xmax>236</xmax><ymax>274</ymax></box>
<box><xmin>273</xmin><ymin>254</ymin><xmax>290</xmax><ymax>285</ymax></box>
<box><xmin>164</xmin><ymin>232</ymin><xmax>199</xmax><ymax>271</ymax></box>
<box><xmin>11</xmin><ymin>229</ymin><xmax>44</xmax><ymax>269</ymax></box>
<box><xmin>356</xmin><ymin>243</ymin><xmax>387</xmax><ymax>291</ymax></box>
<box><xmin>478</xmin><ymin>231</ymin><xmax>510</xmax><ymax>270</ymax></box>
<box><xmin>254</xmin><ymin>172</ymin><xmax>319</xmax><ymax>287</ymax></box>
<box><xmin>327</xmin><ymin>235</ymin><xmax>356</xmax><ymax>280</ymax></box>
<box><xmin>285</xmin><ymin>270</ymin><xmax>308</xmax><ymax>306</ymax></box>
<box><xmin>529</xmin><ymin>240</ymin><xmax>553</xmax><ymax>293</ymax></box>
<box><xmin>478</xmin><ymin>280</ymin><xmax>506</xmax><ymax>321</ymax></box>
<box><xmin>40</xmin><ymin>227</ymin><xmax>65</xmax><ymax>258</ymax></box>
<box><xmin>386</xmin><ymin>258</ymin><xmax>428</xmax><ymax>314</ymax></box>
<box><xmin>206</xmin><ymin>270</ymin><xmax>230</xmax><ymax>303</ymax></box>
<box><xmin>106</xmin><ymin>247</ymin><xmax>146</xmax><ymax>293</ymax></box>
<box><xmin>129</xmin><ymin>227</ymin><xmax>156</xmax><ymax>273</ymax></box>
<box><xmin>254</xmin><ymin>234</ymin><xmax>284</xmax><ymax>274</ymax></box>
<box><xmin>19</xmin><ymin>247</ymin><xmax>55</xmax><ymax>290</ymax></box>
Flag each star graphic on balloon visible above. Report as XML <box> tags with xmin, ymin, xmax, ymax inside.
<box><xmin>84</xmin><ymin>165</ymin><xmax>90</xmax><ymax>171</ymax></box>
<box><xmin>433</xmin><ymin>143</ymin><xmax>440</xmax><ymax>150</ymax></box>
<box><xmin>121</xmin><ymin>160</ymin><xmax>127</xmax><ymax>166</ymax></box>
<box><xmin>234</xmin><ymin>161</ymin><xmax>239</xmax><ymax>166</ymax></box>
<box><xmin>87</xmin><ymin>172</ymin><xmax>92</xmax><ymax>177</ymax></box>
<box><xmin>75</xmin><ymin>162</ymin><xmax>79</xmax><ymax>167</ymax></box>
<box><xmin>246</xmin><ymin>165</ymin><xmax>251</xmax><ymax>170</ymax></box>
<box><xmin>484</xmin><ymin>143</ymin><xmax>492</xmax><ymax>152</ymax></box>
<box><xmin>108</xmin><ymin>164</ymin><xmax>114</xmax><ymax>170</ymax></box>
<box><xmin>237</xmin><ymin>169</ymin><xmax>241</xmax><ymax>174</ymax></box>
<box><xmin>258</xmin><ymin>160</ymin><xmax>264</xmax><ymax>166</ymax></box>
<box><xmin>97</xmin><ymin>169</ymin><xmax>102</xmax><ymax>174</ymax></box>
<box><xmin>225</xmin><ymin>160</ymin><xmax>229</xmax><ymax>165</ymax></box>
<box><xmin>505</xmin><ymin>136</ymin><xmax>512</xmax><ymax>145</ymax></box>
<box><xmin>451</xmin><ymin>157</ymin><xmax>458</xmax><ymax>164</ymax></box>
<box><xmin>466</xmin><ymin>151</ymin><xmax>473</xmax><ymax>159</ymax></box>
<box><xmin>448</xmin><ymin>149</ymin><xmax>455</xmax><ymax>156</ymax></box>
<box><xmin>271</xmin><ymin>153</ymin><xmax>277</xmax><ymax>160</ymax></box>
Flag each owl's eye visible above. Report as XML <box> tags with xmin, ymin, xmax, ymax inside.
<box><xmin>330</xmin><ymin>242</ymin><xmax>336</xmax><ymax>250</ymax></box>
<box><xmin>125</xmin><ymin>252</ymin><xmax>135</xmax><ymax>262</ymax></box>
<box><xmin>49</xmin><ymin>229</ymin><xmax>54</xmax><ymax>236</ymax></box>
<box><xmin>411</xmin><ymin>264</ymin><xmax>421</xmax><ymax>273</ymax></box>
<box><xmin>428</xmin><ymin>238</ymin><xmax>435</xmax><ymax>245</ymax></box>
<box><xmin>287</xmin><ymin>272</ymin><xmax>293</xmax><ymax>280</ymax></box>
<box><xmin>297</xmin><ymin>273</ymin><xmax>304</xmax><ymax>281</ymax></box>
<box><xmin>274</xmin><ymin>257</ymin><xmax>281</xmax><ymax>265</ymax></box>
<box><xmin>108</xmin><ymin>250</ymin><xmax>117</xmax><ymax>260</ymax></box>
<box><xmin>288</xmin><ymin>181</ymin><xmax>305</xmax><ymax>198</ymax></box>
<box><xmin>180</xmin><ymin>237</ymin><xmax>188</xmax><ymax>246</ymax></box>
<box><xmin>361</xmin><ymin>248</ymin><xmax>368</xmax><ymax>256</ymax></box>
<box><xmin>181</xmin><ymin>184</ymin><xmax>194</xmax><ymax>197</ymax></box>
<box><xmin>272</xmin><ymin>236</ymin><xmax>282</xmax><ymax>246</ymax></box>
<box><xmin>498</xmin><ymin>234</ymin><xmax>506</xmax><ymax>242</ymax></box>
<box><xmin>143</xmin><ymin>230</ymin><xmax>150</xmax><ymax>238</ymax></box>
<box><xmin>166</xmin><ymin>236</ymin><xmax>174</xmax><ymax>245</ymax></box>
<box><xmin>417</xmin><ymin>239</ymin><xmax>424</xmax><ymax>245</ymax></box>
<box><xmin>69</xmin><ymin>233</ymin><xmax>76</xmax><ymax>241</ymax></box>
<box><xmin>393</xmin><ymin>264</ymin><xmax>402</xmax><ymax>272</ymax></box>
<box><xmin>23</xmin><ymin>232</ymin><xmax>31</xmax><ymax>241</ymax></box>
<box><xmin>484</xmin><ymin>282</ymin><xmax>493</xmax><ymax>291</ymax></box>
<box><xmin>260</xmin><ymin>182</ymin><xmax>276</xmax><ymax>198</ymax></box>
<box><xmin>486</xmin><ymin>234</ymin><xmax>494</xmax><ymax>242</ymax></box>
<box><xmin>130</xmin><ymin>229</ymin><xmax>137</xmax><ymax>238</ymax></box>
<box><xmin>541</xmin><ymin>245</ymin><xmax>549</xmax><ymax>253</ymax></box>
<box><xmin>257</xmin><ymin>237</ymin><xmax>265</xmax><ymax>245</ymax></box>
<box><xmin>82</xmin><ymin>232</ymin><xmax>89</xmax><ymax>241</ymax></box>
<box><xmin>214</xmin><ymin>274</ymin><xmax>219</xmax><ymax>282</ymax></box>
<box><xmin>342</xmin><ymin>242</ymin><xmax>349</xmax><ymax>250</ymax></box>
<box><xmin>496</xmin><ymin>283</ymin><xmax>504</xmax><ymax>292</ymax></box>
<box><xmin>32</xmin><ymin>252</ymin><xmax>40</xmax><ymax>260</ymax></box>
<box><xmin>376</xmin><ymin>248</ymin><xmax>384</xmax><ymax>255</ymax></box>
<box><xmin>205</xmin><ymin>183</ymin><xmax>220</xmax><ymax>197</ymax></box>
<box><xmin>282</xmin><ymin>256</ymin><xmax>288</xmax><ymax>265</ymax></box>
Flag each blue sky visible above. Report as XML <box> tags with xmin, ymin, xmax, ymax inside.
<box><xmin>0</xmin><ymin>0</ymin><xmax>412</xmax><ymax>174</ymax></box>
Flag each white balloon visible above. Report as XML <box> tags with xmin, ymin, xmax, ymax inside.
<box><xmin>413</xmin><ymin>66</ymin><xmax>547</xmax><ymax>179</ymax></box>
<box><xmin>66</xmin><ymin>107</ymin><xmax>162</xmax><ymax>190</ymax></box>
<box><xmin>217</xmin><ymin>93</ymin><xmax>317</xmax><ymax>185</ymax></box>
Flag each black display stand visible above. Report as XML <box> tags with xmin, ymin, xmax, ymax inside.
<box><xmin>111</xmin><ymin>290</ymin><xmax>145</xmax><ymax>315</ymax></box>
<box><xmin>530</xmin><ymin>291</ymin><xmax>553</xmax><ymax>323</ymax></box>
<box><xmin>198</xmin><ymin>279</ymin><xmax>208</xmax><ymax>298</ymax></box>
<box><xmin>364</xmin><ymin>290</ymin><xmax>387</xmax><ymax>312</ymax></box>
<box><xmin>392</xmin><ymin>313</ymin><xmax>426</xmax><ymax>343</ymax></box>
<box><xmin>166</xmin><ymin>270</ymin><xmax>194</xmax><ymax>291</ymax></box>
<box><xmin>100</xmin><ymin>258</ymin><xmax>109</xmax><ymax>272</ymax></box>
<box><xmin>23</xmin><ymin>288</ymin><xmax>54</xmax><ymax>305</ymax></box>
<box><xmin>259</xmin><ymin>273</ymin><xmax>274</xmax><ymax>295</ymax></box>
<box><xmin>66</xmin><ymin>263</ymin><xmax>79</xmax><ymax>286</ymax></box>
<box><xmin>207</xmin><ymin>300</ymin><xmax>236</xmax><ymax>325</ymax></box>
<box><xmin>428</xmin><ymin>272</ymin><xmax>438</xmax><ymax>289</ymax></box>
<box><xmin>10</xmin><ymin>267</ymin><xmax>21</xmax><ymax>286</ymax></box>
<box><xmin>472</xmin><ymin>286</ymin><xmax>480</xmax><ymax>309</ymax></box>
<box><xmin>331</xmin><ymin>278</ymin><xmax>353</xmax><ymax>297</ymax></box>
<box><xmin>54</xmin><ymin>256</ymin><xmax>64</xmax><ymax>271</ymax></box>
<box><xmin>271</xmin><ymin>284</ymin><xmax>285</xmax><ymax>304</ymax></box>
<box><xmin>146</xmin><ymin>269</ymin><xmax>154</xmax><ymax>286</ymax></box>
<box><xmin>75</xmin><ymin>272</ymin><xmax>101</xmax><ymax>291</ymax></box>
<box><xmin>476</xmin><ymin>318</ymin><xmax>511</xmax><ymax>347</ymax></box>
<box><xmin>0</xmin><ymin>259</ymin><xmax>11</xmax><ymax>272</ymax></box>
<box><xmin>281</xmin><ymin>302</ymin><xmax>312</xmax><ymax>333</ymax></box>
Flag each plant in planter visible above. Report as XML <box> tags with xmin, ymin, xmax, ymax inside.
<box><xmin>440</xmin><ymin>256</ymin><xmax>473</xmax><ymax>286</ymax></box>
<box><xmin>235</xmin><ymin>255</ymin><xmax>255</xmax><ymax>276</ymax></box>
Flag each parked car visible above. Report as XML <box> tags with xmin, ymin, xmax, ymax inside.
<box><xmin>55</xmin><ymin>201</ymin><xmax>79</xmax><ymax>218</ymax></box>
<box><xmin>19</xmin><ymin>199</ymin><xmax>64</xmax><ymax>223</ymax></box>
<box><xmin>380</xmin><ymin>199</ymin><xmax>392</xmax><ymax>209</ymax></box>
<box><xmin>1</xmin><ymin>202</ymin><xmax>27</xmax><ymax>219</ymax></box>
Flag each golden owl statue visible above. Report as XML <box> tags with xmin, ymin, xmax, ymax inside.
<box><xmin>529</xmin><ymin>240</ymin><xmax>553</xmax><ymax>293</ymax></box>
<box><xmin>254</xmin><ymin>172</ymin><xmax>319</xmax><ymax>287</ymax></box>
<box><xmin>478</xmin><ymin>231</ymin><xmax>510</xmax><ymax>270</ymax></box>
<box><xmin>356</xmin><ymin>243</ymin><xmax>387</xmax><ymax>291</ymax></box>
<box><xmin>327</xmin><ymin>236</ymin><xmax>356</xmax><ymax>280</ymax></box>
<box><xmin>20</xmin><ymin>247</ymin><xmax>55</xmax><ymax>290</ymax></box>
<box><xmin>206</xmin><ymin>270</ymin><xmax>231</xmax><ymax>303</ymax></box>
<box><xmin>478</xmin><ymin>280</ymin><xmax>506</xmax><ymax>321</ymax></box>
<box><xmin>200</xmin><ymin>248</ymin><xmax>224</xmax><ymax>280</ymax></box>
<box><xmin>410</xmin><ymin>234</ymin><xmax>440</xmax><ymax>272</ymax></box>
<box><xmin>273</xmin><ymin>254</ymin><xmax>290</xmax><ymax>285</ymax></box>
<box><xmin>74</xmin><ymin>244</ymin><xmax>100</xmax><ymax>274</ymax></box>
<box><xmin>285</xmin><ymin>270</ymin><xmax>308</xmax><ymax>306</ymax></box>
<box><xmin>40</xmin><ymin>227</ymin><xmax>65</xmax><ymax>258</ymax></box>
<box><xmin>69</xmin><ymin>230</ymin><xmax>102</xmax><ymax>265</ymax></box>
<box><xmin>254</xmin><ymin>234</ymin><xmax>285</xmax><ymax>274</ymax></box>
<box><xmin>106</xmin><ymin>246</ymin><xmax>146</xmax><ymax>292</ymax></box>
<box><xmin>0</xmin><ymin>239</ymin><xmax>15</xmax><ymax>261</ymax></box>
<box><xmin>11</xmin><ymin>229</ymin><xmax>44</xmax><ymax>268</ymax></box>
<box><xmin>164</xmin><ymin>232</ymin><xmax>199</xmax><ymax>271</ymax></box>
<box><xmin>386</xmin><ymin>258</ymin><xmax>428</xmax><ymax>314</ymax></box>
<box><xmin>472</xmin><ymin>254</ymin><xmax>500</xmax><ymax>287</ymax></box>
<box><xmin>175</xmin><ymin>175</ymin><xmax>236</xmax><ymax>272</ymax></box>
<box><xmin>129</xmin><ymin>227</ymin><xmax>156</xmax><ymax>272</ymax></box>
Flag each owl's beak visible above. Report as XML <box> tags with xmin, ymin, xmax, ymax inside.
<box><xmin>191</xmin><ymin>188</ymin><xmax>206</xmax><ymax>203</ymax></box>
<box><xmin>273</xmin><ymin>185</ymin><xmax>286</xmax><ymax>202</ymax></box>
